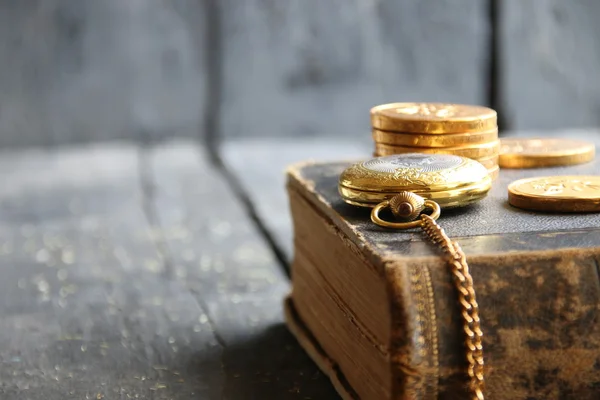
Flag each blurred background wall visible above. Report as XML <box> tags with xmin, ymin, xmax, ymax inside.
<box><xmin>0</xmin><ymin>0</ymin><xmax>599</xmax><ymax>148</ymax></box>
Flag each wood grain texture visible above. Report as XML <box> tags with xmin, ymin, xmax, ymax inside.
<box><xmin>0</xmin><ymin>1</ymin><xmax>206</xmax><ymax>147</ymax></box>
<box><xmin>0</xmin><ymin>142</ymin><xmax>337</xmax><ymax>399</ymax></box>
<box><xmin>218</xmin><ymin>0</ymin><xmax>490</xmax><ymax>139</ymax></box>
<box><xmin>500</xmin><ymin>0</ymin><xmax>600</xmax><ymax>130</ymax></box>
<box><xmin>221</xmin><ymin>138</ymin><xmax>370</xmax><ymax>259</ymax></box>
<box><xmin>144</xmin><ymin>142</ymin><xmax>338</xmax><ymax>399</ymax></box>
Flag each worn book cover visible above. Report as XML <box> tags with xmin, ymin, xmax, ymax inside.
<box><xmin>285</xmin><ymin>159</ymin><xmax>600</xmax><ymax>400</ymax></box>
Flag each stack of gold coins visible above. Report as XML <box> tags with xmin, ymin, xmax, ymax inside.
<box><xmin>371</xmin><ymin>103</ymin><xmax>499</xmax><ymax>179</ymax></box>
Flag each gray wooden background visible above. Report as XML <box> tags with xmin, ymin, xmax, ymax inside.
<box><xmin>2</xmin><ymin>2</ymin><xmax>600</xmax><ymax>398</ymax></box>
<box><xmin>1</xmin><ymin>0</ymin><xmax>599</xmax><ymax>148</ymax></box>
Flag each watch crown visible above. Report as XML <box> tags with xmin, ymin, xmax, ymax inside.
<box><xmin>389</xmin><ymin>192</ymin><xmax>425</xmax><ymax>221</ymax></box>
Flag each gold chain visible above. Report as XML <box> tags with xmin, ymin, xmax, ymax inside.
<box><xmin>370</xmin><ymin>193</ymin><xmax>485</xmax><ymax>399</ymax></box>
<box><xmin>420</xmin><ymin>214</ymin><xmax>485</xmax><ymax>400</ymax></box>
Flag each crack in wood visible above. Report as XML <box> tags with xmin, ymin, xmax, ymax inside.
<box><xmin>209</xmin><ymin>151</ymin><xmax>292</xmax><ymax>277</ymax></box>
<box><xmin>198</xmin><ymin>0</ymin><xmax>290</xmax><ymax>276</ymax></box>
<box><xmin>202</xmin><ymin>0</ymin><xmax>223</xmax><ymax>156</ymax></box>
<box><xmin>137</xmin><ymin>145</ymin><xmax>227</xmax><ymax>352</ymax></box>
<box><xmin>138</xmin><ymin>145</ymin><xmax>176</xmax><ymax>280</ymax></box>
<box><xmin>489</xmin><ymin>0</ymin><xmax>508</xmax><ymax>131</ymax></box>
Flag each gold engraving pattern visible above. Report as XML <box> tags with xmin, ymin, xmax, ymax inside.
<box><xmin>340</xmin><ymin>154</ymin><xmax>488</xmax><ymax>193</ymax></box>
<box><xmin>371</xmin><ymin>103</ymin><xmax>497</xmax><ymax>134</ymax></box>
<box><xmin>395</xmin><ymin>103</ymin><xmax>460</xmax><ymax>118</ymax></box>
<box><xmin>339</xmin><ymin>154</ymin><xmax>492</xmax><ymax>208</ymax></box>
<box><xmin>512</xmin><ymin>176</ymin><xmax>600</xmax><ymax>199</ymax></box>
<box><xmin>375</xmin><ymin>103</ymin><xmax>495</xmax><ymax>121</ymax></box>
<box><xmin>409</xmin><ymin>264</ymin><xmax>440</xmax><ymax>400</ymax></box>
<box><xmin>363</xmin><ymin>154</ymin><xmax>463</xmax><ymax>174</ymax></box>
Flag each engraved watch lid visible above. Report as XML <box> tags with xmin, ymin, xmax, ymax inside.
<box><xmin>339</xmin><ymin>153</ymin><xmax>492</xmax><ymax>208</ymax></box>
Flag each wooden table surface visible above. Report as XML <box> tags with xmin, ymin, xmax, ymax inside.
<box><xmin>0</xmin><ymin>141</ymin><xmax>339</xmax><ymax>399</ymax></box>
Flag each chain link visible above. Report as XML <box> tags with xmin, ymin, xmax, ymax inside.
<box><xmin>420</xmin><ymin>214</ymin><xmax>485</xmax><ymax>400</ymax></box>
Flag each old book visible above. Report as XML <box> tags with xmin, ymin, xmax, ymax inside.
<box><xmin>285</xmin><ymin>160</ymin><xmax>600</xmax><ymax>400</ymax></box>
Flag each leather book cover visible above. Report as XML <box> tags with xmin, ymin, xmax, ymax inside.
<box><xmin>285</xmin><ymin>158</ymin><xmax>600</xmax><ymax>400</ymax></box>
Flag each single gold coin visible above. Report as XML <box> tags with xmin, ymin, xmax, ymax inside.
<box><xmin>508</xmin><ymin>176</ymin><xmax>600</xmax><ymax>212</ymax></box>
<box><xmin>375</xmin><ymin>140</ymin><xmax>500</xmax><ymax>159</ymax></box>
<box><xmin>372</xmin><ymin>127</ymin><xmax>498</xmax><ymax>148</ymax></box>
<box><xmin>499</xmin><ymin>138</ymin><xmax>595</xmax><ymax>168</ymax></box>
<box><xmin>370</xmin><ymin>103</ymin><xmax>497</xmax><ymax>134</ymax></box>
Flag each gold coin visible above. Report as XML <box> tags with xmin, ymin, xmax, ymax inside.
<box><xmin>375</xmin><ymin>140</ymin><xmax>500</xmax><ymax>159</ymax></box>
<box><xmin>370</xmin><ymin>103</ymin><xmax>497</xmax><ymax>134</ymax></box>
<box><xmin>499</xmin><ymin>138</ymin><xmax>595</xmax><ymax>168</ymax></box>
<box><xmin>508</xmin><ymin>176</ymin><xmax>600</xmax><ymax>212</ymax></box>
<box><xmin>372</xmin><ymin>128</ymin><xmax>498</xmax><ymax>148</ymax></box>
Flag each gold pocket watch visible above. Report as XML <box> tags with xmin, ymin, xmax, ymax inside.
<box><xmin>339</xmin><ymin>153</ymin><xmax>492</xmax><ymax>226</ymax></box>
<box><xmin>339</xmin><ymin>153</ymin><xmax>490</xmax><ymax>400</ymax></box>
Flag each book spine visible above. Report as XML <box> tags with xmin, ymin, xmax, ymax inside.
<box><xmin>386</xmin><ymin>261</ymin><xmax>440</xmax><ymax>399</ymax></box>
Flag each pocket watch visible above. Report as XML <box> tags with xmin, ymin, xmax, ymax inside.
<box><xmin>338</xmin><ymin>153</ymin><xmax>490</xmax><ymax>399</ymax></box>
<box><xmin>339</xmin><ymin>153</ymin><xmax>492</xmax><ymax>226</ymax></box>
